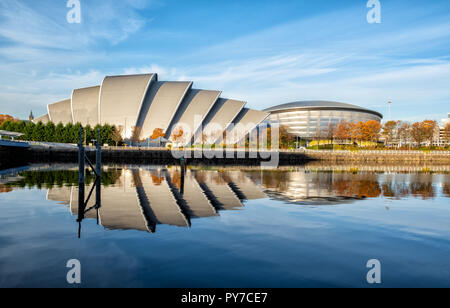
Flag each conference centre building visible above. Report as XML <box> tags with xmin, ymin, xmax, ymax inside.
<box><xmin>34</xmin><ymin>73</ymin><xmax>269</xmax><ymax>145</ymax></box>
<box><xmin>264</xmin><ymin>101</ymin><xmax>383</xmax><ymax>139</ymax></box>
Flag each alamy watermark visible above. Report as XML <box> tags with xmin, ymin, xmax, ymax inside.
<box><xmin>366</xmin><ymin>259</ymin><xmax>382</xmax><ymax>284</ymax></box>
<box><xmin>67</xmin><ymin>0</ymin><xmax>81</xmax><ymax>24</ymax></box>
<box><xmin>168</xmin><ymin>118</ymin><xmax>280</xmax><ymax>168</ymax></box>
<box><xmin>66</xmin><ymin>259</ymin><xmax>81</xmax><ymax>284</ymax></box>
<box><xmin>367</xmin><ymin>0</ymin><xmax>381</xmax><ymax>24</ymax></box>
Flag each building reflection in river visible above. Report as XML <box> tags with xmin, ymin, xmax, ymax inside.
<box><xmin>2</xmin><ymin>165</ymin><xmax>446</xmax><ymax>234</ymax></box>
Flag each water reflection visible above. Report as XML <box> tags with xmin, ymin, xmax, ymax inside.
<box><xmin>1</xmin><ymin>164</ymin><xmax>449</xmax><ymax>235</ymax></box>
<box><xmin>41</xmin><ymin>166</ymin><xmax>269</xmax><ymax>235</ymax></box>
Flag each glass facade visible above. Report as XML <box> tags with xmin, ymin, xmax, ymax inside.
<box><xmin>268</xmin><ymin>108</ymin><xmax>382</xmax><ymax>139</ymax></box>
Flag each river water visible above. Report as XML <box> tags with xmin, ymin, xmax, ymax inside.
<box><xmin>0</xmin><ymin>163</ymin><xmax>449</xmax><ymax>287</ymax></box>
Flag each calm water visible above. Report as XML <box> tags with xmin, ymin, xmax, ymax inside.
<box><xmin>0</xmin><ymin>164</ymin><xmax>449</xmax><ymax>288</ymax></box>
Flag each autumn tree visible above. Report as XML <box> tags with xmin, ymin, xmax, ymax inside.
<box><xmin>397</xmin><ymin>121</ymin><xmax>411</xmax><ymax>147</ymax></box>
<box><xmin>151</xmin><ymin>128</ymin><xmax>165</xmax><ymax>140</ymax></box>
<box><xmin>382</xmin><ymin>120</ymin><xmax>399</xmax><ymax>146</ymax></box>
<box><xmin>334</xmin><ymin>122</ymin><xmax>351</xmax><ymax>142</ymax></box>
<box><xmin>349</xmin><ymin>122</ymin><xmax>364</xmax><ymax>144</ymax></box>
<box><xmin>0</xmin><ymin>114</ymin><xmax>16</xmax><ymax>126</ymax></box>
<box><xmin>421</xmin><ymin>120</ymin><xmax>438</xmax><ymax>147</ymax></box>
<box><xmin>171</xmin><ymin>126</ymin><xmax>185</xmax><ymax>146</ymax></box>
<box><xmin>411</xmin><ymin>122</ymin><xmax>425</xmax><ymax>146</ymax></box>
<box><xmin>325</xmin><ymin>123</ymin><xmax>336</xmax><ymax>145</ymax></box>
<box><xmin>130</xmin><ymin>126</ymin><xmax>143</xmax><ymax>146</ymax></box>
<box><xmin>362</xmin><ymin>120</ymin><xmax>382</xmax><ymax>142</ymax></box>
<box><xmin>411</xmin><ymin>120</ymin><xmax>437</xmax><ymax>148</ymax></box>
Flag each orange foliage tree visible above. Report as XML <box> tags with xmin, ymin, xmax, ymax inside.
<box><xmin>0</xmin><ymin>114</ymin><xmax>17</xmax><ymax>126</ymax></box>
<box><xmin>334</xmin><ymin>122</ymin><xmax>351</xmax><ymax>142</ymax></box>
<box><xmin>362</xmin><ymin>120</ymin><xmax>382</xmax><ymax>142</ymax></box>
<box><xmin>411</xmin><ymin>120</ymin><xmax>437</xmax><ymax>147</ymax></box>
<box><xmin>151</xmin><ymin>128</ymin><xmax>165</xmax><ymax>140</ymax></box>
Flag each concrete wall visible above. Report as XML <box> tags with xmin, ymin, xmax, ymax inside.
<box><xmin>71</xmin><ymin>86</ymin><xmax>101</xmax><ymax>126</ymax></box>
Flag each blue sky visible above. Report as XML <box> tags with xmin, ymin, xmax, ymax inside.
<box><xmin>0</xmin><ymin>0</ymin><xmax>449</xmax><ymax>123</ymax></box>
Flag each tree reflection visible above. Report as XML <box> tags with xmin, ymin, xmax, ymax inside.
<box><xmin>0</xmin><ymin>185</ymin><xmax>14</xmax><ymax>193</ymax></box>
<box><xmin>332</xmin><ymin>174</ymin><xmax>381</xmax><ymax>198</ymax></box>
<box><xmin>409</xmin><ymin>174</ymin><xmax>435</xmax><ymax>200</ymax></box>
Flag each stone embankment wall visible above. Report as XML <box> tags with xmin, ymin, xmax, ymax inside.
<box><xmin>1</xmin><ymin>146</ymin><xmax>449</xmax><ymax>166</ymax></box>
<box><xmin>304</xmin><ymin>150</ymin><xmax>450</xmax><ymax>163</ymax></box>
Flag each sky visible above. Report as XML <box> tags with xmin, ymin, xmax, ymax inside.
<box><xmin>0</xmin><ymin>0</ymin><xmax>449</xmax><ymax>123</ymax></box>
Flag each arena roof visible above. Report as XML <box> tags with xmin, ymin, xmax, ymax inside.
<box><xmin>264</xmin><ymin>100</ymin><xmax>383</xmax><ymax>119</ymax></box>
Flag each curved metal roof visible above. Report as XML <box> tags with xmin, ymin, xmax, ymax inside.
<box><xmin>264</xmin><ymin>100</ymin><xmax>383</xmax><ymax>118</ymax></box>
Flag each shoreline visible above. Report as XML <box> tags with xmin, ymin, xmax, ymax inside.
<box><xmin>1</xmin><ymin>145</ymin><xmax>450</xmax><ymax>167</ymax></box>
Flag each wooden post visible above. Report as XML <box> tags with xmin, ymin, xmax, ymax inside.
<box><xmin>96</xmin><ymin>128</ymin><xmax>102</xmax><ymax>211</ymax></box>
<box><xmin>77</xmin><ymin>127</ymin><xmax>85</xmax><ymax>224</ymax></box>
<box><xmin>180</xmin><ymin>157</ymin><xmax>185</xmax><ymax>195</ymax></box>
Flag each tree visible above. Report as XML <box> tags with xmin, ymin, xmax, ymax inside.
<box><xmin>411</xmin><ymin>122</ymin><xmax>425</xmax><ymax>146</ymax></box>
<box><xmin>382</xmin><ymin>121</ymin><xmax>399</xmax><ymax>146</ymax></box>
<box><xmin>130</xmin><ymin>126</ymin><xmax>142</xmax><ymax>146</ymax></box>
<box><xmin>111</xmin><ymin>125</ymin><xmax>123</xmax><ymax>146</ymax></box>
<box><xmin>279</xmin><ymin>125</ymin><xmax>295</xmax><ymax>149</ymax></box>
<box><xmin>44</xmin><ymin>122</ymin><xmax>55</xmax><ymax>142</ymax></box>
<box><xmin>84</xmin><ymin>124</ymin><xmax>93</xmax><ymax>145</ymax></box>
<box><xmin>72</xmin><ymin>123</ymin><xmax>83</xmax><ymax>144</ymax></box>
<box><xmin>54</xmin><ymin>123</ymin><xmax>65</xmax><ymax>143</ymax></box>
<box><xmin>397</xmin><ymin>122</ymin><xmax>411</xmax><ymax>147</ymax></box>
<box><xmin>0</xmin><ymin>114</ymin><xmax>15</xmax><ymax>126</ymax></box>
<box><xmin>349</xmin><ymin>122</ymin><xmax>364</xmax><ymax>144</ymax></box>
<box><xmin>421</xmin><ymin>120</ymin><xmax>438</xmax><ymax>148</ymax></box>
<box><xmin>326</xmin><ymin>123</ymin><xmax>336</xmax><ymax>145</ymax></box>
<box><xmin>171</xmin><ymin>126</ymin><xmax>185</xmax><ymax>146</ymax></box>
<box><xmin>31</xmin><ymin>122</ymin><xmax>45</xmax><ymax>142</ymax></box>
<box><xmin>101</xmin><ymin>124</ymin><xmax>114</xmax><ymax>146</ymax></box>
<box><xmin>151</xmin><ymin>128</ymin><xmax>165</xmax><ymax>140</ymax></box>
<box><xmin>334</xmin><ymin>122</ymin><xmax>351</xmax><ymax>142</ymax></box>
<box><xmin>411</xmin><ymin>120</ymin><xmax>437</xmax><ymax>148</ymax></box>
<box><xmin>362</xmin><ymin>120</ymin><xmax>382</xmax><ymax>143</ymax></box>
<box><xmin>62</xmin><ymin>123</ymin><xmax>73</xmax><ymax>143</ymax></box>
<box><xmin>23</xmin><ymin>121</ymin><xmax>36</xmax><ymax>141</ymax></box>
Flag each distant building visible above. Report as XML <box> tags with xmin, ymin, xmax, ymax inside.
<box><xmin>438</xmin><ymin>113</ymin><xmax>450</xmax><ymax>147</ymax></box>
<box><xmin>264</xmin><ymin>101</ymin><xmax>383</xmax><ymax>139</ymax></box>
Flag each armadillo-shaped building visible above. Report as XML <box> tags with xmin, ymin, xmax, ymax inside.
<box><xmin>34</xmin><ymin>73</ymin><xmax>269</xmax><ymax>145</ymax></box>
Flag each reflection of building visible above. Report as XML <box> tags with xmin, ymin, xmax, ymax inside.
<box><xmin>29</xmin><ymin>167</ymin><xmax>445</xmax><ymax>233</ymax></box>
<box><xmin>46</xmin><ymin>167</ymin><xmax>267</xmax><ymax>233</ymax></box>
<box><xmin>259</xmin><ymin>170</ymin><xmax>382</xmax><ymax>204</ymax></box>
<box><xmin>264</xmin><ymin>101</ymin><xmax>383</xmax><ymax>139</ymax></box>
<box><xmin>35</xmin><ymin>74</ymin><xmax>269</xmax><ymax>145</ymax></box>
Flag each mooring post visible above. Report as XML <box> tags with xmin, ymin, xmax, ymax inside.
<box><xmin>180</xmin><ymin>157</ymin><xmax>185</xmax><ymax>195</ymax></box>
<box><xmin>96</xmin><ymin>128</ymin><xmax>102</xmax><ymax>212</ymax></box>
<box><xmin>77</xmin><ymin>127</ymin><xmax>85</xmax><ymax>223</ymax></box>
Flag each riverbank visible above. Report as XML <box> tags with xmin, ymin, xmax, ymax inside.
<box><xmin>1</xmin><ymin>145</ymin><xmax>449</xmax><ymax>167</ymax></box>
<box><xmin>304</xmin><ymin>149</ymin><xmax>450</xmax><ymax>163</ymax></box>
